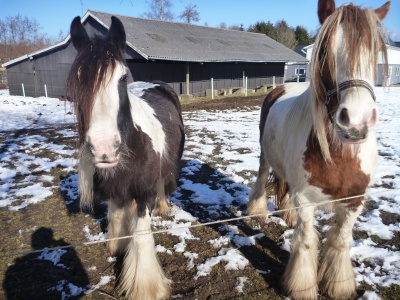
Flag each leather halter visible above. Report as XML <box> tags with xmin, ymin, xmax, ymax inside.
<box><xmin>319</xmin><ymin>79</ymin><xmax>376</xmax><ymax>122</ymax></box>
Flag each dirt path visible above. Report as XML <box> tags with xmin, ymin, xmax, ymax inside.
<box><xmin>181</xmin><ymin>95</ymin><xmax>265</xmax><ymax>112</ymax></box>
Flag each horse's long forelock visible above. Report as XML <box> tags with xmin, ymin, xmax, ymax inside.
<box><xmin>66</xmin><ymin>36</ymin><xmax>124</xmax><ymax>146</ymax></box>
<box><xmin>310</xmin><ymin>4</ymin><xmax>388</xmax><ymax>161</ymax></box>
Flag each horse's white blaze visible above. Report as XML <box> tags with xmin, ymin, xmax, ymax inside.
<box><xmin>87</xmin><ymin>62</ymin><xmax>126</xmax><ymax>166</ymax></box>
<box><xmin>128</xmin><ymin>82</ymin><xmax>166</xmax><ymax>157</ymax></box>
<box><xmin>334</xmin><ymin>26</ymin><xmax>378</xmax><ymax>131</ymax></box>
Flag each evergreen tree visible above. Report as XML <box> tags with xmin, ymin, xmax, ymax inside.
<box><xmin>295</xmin><ymin>25</ymin><xmax>314</xmax><ymax>45</ymax></box>
<box><xmin>248</xmin><ymin>21</ymin><xmax>274</xmax><ymax>37</ymax></box>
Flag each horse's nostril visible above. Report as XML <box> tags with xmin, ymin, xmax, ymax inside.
<box><xmin>114</xmin><ymin>140</ymin><xmax>121</xmax><ymax>149</ymax></box>
<box><xmin>338</xmin><ymin>108</ymin><xmax>350</xmax><ymax>127</ymax></box>
<box><xmin>89</xmin><ymin>143</ymin><xmax>95</xmax><ymax>154</ymax></box>
<box><xmin>370</xmin><ymin>108</ymin><xmax>378</xmax><ymax>126</ymax></box>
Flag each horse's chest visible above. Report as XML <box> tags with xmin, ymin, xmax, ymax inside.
<box><xmin>303</xmin><ymin>141</ymin><xmax>371</xmax><ymax>202</ymax></box>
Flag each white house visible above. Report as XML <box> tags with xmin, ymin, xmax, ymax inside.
<box><xmin>303</xmin><ymin>44</ymin><xmax>400</xmax><ymax>86</ymax></box>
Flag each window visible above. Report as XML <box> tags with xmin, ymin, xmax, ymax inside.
<box><xmin>295</xmin><ymin>68</ymin><xmax>305</xmax><ymax>75</ymax></box>
<box><xmin>395</xmin><ymin>67</ymin><xmax>400</xmax><ymax>77</ymax></box>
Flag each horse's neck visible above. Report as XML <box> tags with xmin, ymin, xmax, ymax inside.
<box><xmin>127</xmin><ymin>88</ymin><xmax>166</xmax><ymax>157</ymax></box>
<box><xmin>282</xmin><ymin>84</ymin><xmax>314</xmax><ymax>146</ymax></box>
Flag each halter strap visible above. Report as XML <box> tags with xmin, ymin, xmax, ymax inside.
<box><xmin>320</xmin><ymin>78</ymin><xmax>376</xmax><ymax>108</ymax></box>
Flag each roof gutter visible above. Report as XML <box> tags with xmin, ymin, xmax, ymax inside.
<box><xmin>2</xmin><ymin>36</ymin><xmax>71</xmax><ymax>68</ymax></box>
<box><xmin>145</xmin><ymin>56</ymin><xmax>308</xmax><ymax>63</ymax></box>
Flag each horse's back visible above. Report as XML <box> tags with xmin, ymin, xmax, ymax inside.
<box><xmin>128</xmin><ymin>81</ymin><xmax>182</xmax><ymax>116</ymax></box>
<box><xmin>261</xmin><ymin>82</ymin><xmax>309</xmax><ymax>130</ymax></box>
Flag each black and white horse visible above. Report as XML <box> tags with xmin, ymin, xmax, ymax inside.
<box><xmin>66</xmin><ymin>16</ymin><xmax>185</xmax><ymax>299</ymax></box>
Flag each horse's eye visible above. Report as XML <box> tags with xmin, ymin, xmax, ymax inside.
<box><xmin>120</xmin><ymin>74</ymin><xmax>127</xmax><ymax>82</ymax></box>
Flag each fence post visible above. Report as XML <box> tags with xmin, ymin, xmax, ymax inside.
<box><xmin>211</xmin><ymin>78</ymin><xmax>214</xmax><ymax>100</ymax></box>
<box><xmin>22</xmin><ymin>83</ymin><xmax>25</xmax><ymax>97</ymax></box>
<box><xmin>273</xmin><ymin>76</ymin><xmax>276</xmax><ymax>89</ymax></box>
<box><xmin>245</xmin><ymin>76</ymin><xmax>248</xmax><ymax>97</ymax></box>
<box><xmin>44</xmin><ymin>84</ymin><xmax>48</xmax><ymax>97</ymax></box>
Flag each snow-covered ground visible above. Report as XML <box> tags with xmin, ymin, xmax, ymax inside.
<box><xmin>0</xmin><ymin>87</ymin><xmax>399</xmax><ymax>299</ymax></box>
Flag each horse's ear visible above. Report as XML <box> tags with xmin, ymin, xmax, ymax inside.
<box><xmin>108</xmin><ymin>16</ymin><xmax>126</xmax><ymax>55</ymax></box>
<box><xmin>318</xmin><ymin>0</ymin><xmax>336</xmax><ymax>24</ymax></box>
<box><xmin>375</xmin><ymin>1</ymin><xmax>391</xmax><ymax>20</ymax></box>
<box><xmin>70</xmin><ymin>16</ymin><xmax>89</xmax><ymax>52</ymax></box>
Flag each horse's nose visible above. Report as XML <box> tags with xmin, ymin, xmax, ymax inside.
<box><xmin>86</xmin><ymin>134</ymin><xmax>121</xmax><ymax>159</ymax></box>
<box><xmin>336</xmin><ymin>107</ymin><xmax>378</xmax><ymax>129</ymax></box>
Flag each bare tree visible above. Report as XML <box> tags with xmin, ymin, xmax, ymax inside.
<box><xmin>178</xmin><ymin>3</ymin><xmax>200</xmax><ymax>24</ymax></box>
<box><xmin>229</xmin><ymin>24</ymin><xmax>243</xmax><ymax>31</ymax></box>
<box><xmin>219</xmin><ymin>22</ymin><xmax>227</xmax><ymax>29</ymax></box>
<box><xmin>143</xmin><ymin>0</ymin><xmax>174</xmax><ymax>21</ymax></box>
<box><xmin>0</xmin><ymin>14</ymin><xmax>54</xmax><ymax>64</ymax></box>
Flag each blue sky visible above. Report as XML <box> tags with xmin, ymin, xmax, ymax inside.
<box><xmin>0</xmin><ymin>0</ymin><xmax>399</xmax><ymax>40</ymax></box>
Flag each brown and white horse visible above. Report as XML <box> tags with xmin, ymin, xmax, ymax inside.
<box><xmin>247</xmin><ymin>0</ymin><xmax>390</xmax><ymax>299</ymax></box>
<box><xmin>66</xmin><ymin>16</ymin><xmax>184</xmax><ymax>299</ymax></box>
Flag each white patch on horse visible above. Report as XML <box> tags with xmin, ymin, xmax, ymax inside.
<box><xmin>128</xmin><ymin>81</ymin><xmax>158</xmax><ymax>96</ymax></box>
<box><xmin>263</xmin><ymin>82</ymin><xmax>312</xmax><ymax>180</ymax></box>
<box><xmin>127</xmin><ymin>82</ymin><xmax>166</xmax><ymax>156</ymax></box>
<box><xmin>86</xmin><ymin>62</ymin><xmax>125</xmax><ymax>166</ymax></box>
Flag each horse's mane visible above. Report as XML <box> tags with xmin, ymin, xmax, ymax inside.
<box><xmin>66</xmin><ymin>35</ymin><xmax>125</xmax><ymax>146</ymax></box>
<box><xmin>309</xmin><ymin>4</ymin><xmax>388</xmax><ymax>161</ymax></box>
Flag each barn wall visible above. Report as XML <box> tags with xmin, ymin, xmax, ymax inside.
<box><xmin>127</xmin><ymin>60</ymin><xmax>285</xmax><ymax>96</ymax></box>
<box><xmin>6</xmin><ymin>42</ymin><xmax>77</xmax><ymax>98</ymax></box>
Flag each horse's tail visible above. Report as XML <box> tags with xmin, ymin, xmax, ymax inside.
<box><xmin>78</xmin><ymin>144</ymin><xmax>94</xmax><ymax>210</ymax></box>
<box><xmin>118</xmin><ymin>207</ymin><xmax>171</xmax><ymax>300</ymax></box>
<box><xmin>268</xmin><ymin>173</ymin><xmax>298</xmax><ymax>228</ymax></box>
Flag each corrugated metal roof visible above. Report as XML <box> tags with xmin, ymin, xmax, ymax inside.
<box><xmin>2</xmin><ymin>9</ymin><xmax>308</xmax><ymax>68</ymax></box>
<box><xmin>90</xmin><ymin>10</ymin><xmax>308</xmax><ymax>63</ymax></box>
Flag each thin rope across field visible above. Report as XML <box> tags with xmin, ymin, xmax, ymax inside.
<box><xmin>0</xmin><ymin>187</ymin><xmax>398</xmax><ymax>259</ymax></box>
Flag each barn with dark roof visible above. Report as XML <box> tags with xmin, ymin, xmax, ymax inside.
<box><xmin>2</xmin><ymin>10</ymin><xmax>308</xmax><ymax>98</ymax></box>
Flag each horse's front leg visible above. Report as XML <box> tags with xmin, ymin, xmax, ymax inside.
<box><xmin>248</xmin><ymin>150</ymin><xmax>270</xmax><ymax>219</ymax></box>
<box><xmin>119</xmin><ymin>200</ymin><xmax>170</xmax><ymax>300</ymax></box>
<box><xmin>282</xmin><ymin>193</ymin><xmax>319</xmax><ymax>300</ymax></box>
<box><xmin>153</xmin><ymin>180</ymin><xmax>171</xmax><ymax>216</ymax></box>
<box><xmin>318</xmin><ymin>202</ymin><xmax>363</xmax><ymax>299</ymax></box>
<box><xmin>107</xmin><ymin>200</ymin><xmax>131</xmax><ymax>256</ymax></box>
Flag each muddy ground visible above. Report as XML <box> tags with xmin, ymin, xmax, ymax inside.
<box><xmin>0</xmin><ymin>94</ymin><xmax>398</xmax><ymax>300</ymax></box>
